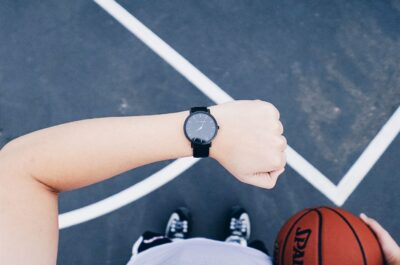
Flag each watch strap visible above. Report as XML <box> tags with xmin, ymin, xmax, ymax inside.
<box><xmin>192</xmin><ymin>142</ymin><xmax>211</xmax><ymax>158</ymax></box>
<box><xmin>190</xmin><ymin>106</ymin><xmax>209</xmax><ymax>113</ymax></box>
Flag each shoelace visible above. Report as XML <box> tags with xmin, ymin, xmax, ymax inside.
<box><xmin>170</xmin><ymin>219</ymin><xmax>188</xmax><ymax>233</ymax></box>
<box><xmin>230</xmin><ymin>218</ymin><xmax>247</xmax><ymax>235</ymax></box>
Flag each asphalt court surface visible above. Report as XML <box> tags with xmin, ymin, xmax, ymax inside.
<box><xmin>0</xmin><ymin>0</ymin><xmax>399</xmax><ymax>264</ymax></box>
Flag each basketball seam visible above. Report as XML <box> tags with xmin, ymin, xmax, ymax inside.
<box><xmin>280</xmin><ymin>209</ymin><xmax>313</xmax><ymax>265</ymax></box>
<box><xmin>315</xmin><ymin>209</ymin><xmax>323</xmax><ymax>265</ymax></box>
<box><xmin>325</xmin><ymin>207</ymin><xmax>367</xmax><ymax>265</ymax></box>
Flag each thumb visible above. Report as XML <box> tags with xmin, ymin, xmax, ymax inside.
<box><xmin>360</xmin><ymin>213</ymin><xmax>400</xmax><ymax>265</ymax></box>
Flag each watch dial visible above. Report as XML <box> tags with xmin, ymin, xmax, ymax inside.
<box><xmin>185</xmin><ymin>112</ymin><xmax>217</xmax><ymax>143</ymax></box>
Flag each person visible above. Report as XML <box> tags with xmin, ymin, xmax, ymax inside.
<box><xmin>124</xmin><ymin>206</ymin><xmax>400</xmax><ymax>265</ymax></box>
<box><xmin>126</xmin><ymin>206</ymin><xmax>272</xmax><ymax>264</ymax></box>
<box><xmin>0</xmin><ymin>100</ymin><xmax>398</xmax><ymax>264</ymax></box>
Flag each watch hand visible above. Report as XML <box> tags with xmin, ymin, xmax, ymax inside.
<box><xmin>197</xmin><ymin>120</ymin><xmax>207</xmax><ymax>131</ymax></box>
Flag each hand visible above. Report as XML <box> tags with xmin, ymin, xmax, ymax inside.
<box><xmin>360</xmin><ymin>213</ymin><xmax>400</xmax><ymax>265</ymax></box>
<box><xmin>209</xmin><ymin>100</ymin><xmax>287</xmax><ymax>189</ymax></box>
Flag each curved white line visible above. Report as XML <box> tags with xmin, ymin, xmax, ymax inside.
<box><xmin>59</xmin><ymin>157</ymin><xmax>200</xmax><ymax>229</ymax></box>
<box><xmin>95</xmin><ymin>0</ymin><xmax>400</xmax><ymax>207</ymax></box>
<box><xmin>59</xmin><ymin>0</ymin><xmax>399</xmax><ymax>230</ymax></box>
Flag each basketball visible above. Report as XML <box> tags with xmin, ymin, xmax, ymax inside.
<box><xmin>273</xmin><ymin>207</ymin><xmax>384</xmax><ymax>265</ymax></box>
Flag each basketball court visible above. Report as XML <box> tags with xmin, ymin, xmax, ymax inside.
<box><xmin>0</xmin><ymin>0</ymin><xmax>399</xmax><ymax>264</ymax></box>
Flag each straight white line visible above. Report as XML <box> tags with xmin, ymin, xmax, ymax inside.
<box><xmin>285</xmin><ymin>146</ymin><xmax>341</xmax><ymax>204</ymax></box>
<box><xmin>59</xmin><ymin>157</ymin><xmax>199</xmax><ymax>229</ymax></box>
<box><xmin>96</xmin><ymin>0</ymin><xmax>400</xmax><ymax>206</ymax></box>
<box><xmin>95</xmin><ymin>0</ymin><xmax>233</xmax><ymax>104</ymax></box>
<box><xmin>57</xmin><ymin>0</ymin><xmax>399</xmax><ymax>230</ymax></box>
<box><xmin>94</xmin><ymin>0</ymin><xmax>339</xmax><ymax>199</ymax></box>
<box><xmin>336</xmin><ymin>107</ymin><xmax>400</xmax><ymax>205</ymax></box>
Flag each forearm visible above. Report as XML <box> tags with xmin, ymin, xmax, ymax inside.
<box><xmin>1</xmin><ymin>111</ymin><xmax>191</xmax><ymax>191</ymax></box>
<box><xmin>0</xmin><ymin>100</ymin><xmax>286</xmax><ymax>265</ymax></box>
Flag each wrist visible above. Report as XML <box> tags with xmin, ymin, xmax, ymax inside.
<box><xmin>208</xmin><ymin>105</ymin><xmax>226</xmax><ymax>161</ymax></box>
<box><xmin>148</xmin><ymin>111</ymin><xmax>192</xmax><ymax>161</ymax></box>
<box><xmin>171</xmin><ymin>111</ymin><xmax>193</xmax><ymax>158</ymax></box>
<box><xmin>182</xmin><ymin>106</ymin><xmax>221</xmax><ymax>158</ymax></box>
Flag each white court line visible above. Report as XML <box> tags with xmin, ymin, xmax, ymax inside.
<box><xmin>285</xmin><ymin>147</ymin><xmax>340</xmax><ymax>203</ymax></box>
<box><xmin>58</xmin><ymin>0</ymin><xmax>399</xmax><ymax>229</ymax></box>
<box><xmin>92</xmin><ymin>0</ymin><xmax>342</xmax><ymax>198</ymax></box>
<box><xmin>336</xmin><ymin>107</ymin><xmax>400</xmax><ymax>205</ymax></box>
<box><xmin>59</xmin><ymin>157</ymin><xmax>199</xmax><ymax>229</ymax></box>
<box><xmin>95</xmin><ymin>0</ymin><xmax>232</xmax><ymax>104</ymax></box>
<box><xmin>94</xmin><ymin>0</ymin><xmax>399</xmax><ymax>202</ymax></box>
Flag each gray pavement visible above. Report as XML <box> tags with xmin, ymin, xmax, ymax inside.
<box><xmin>0</xmin><ymin>0</ymin><xmax>399</xmax><ymax>264</ymax></box>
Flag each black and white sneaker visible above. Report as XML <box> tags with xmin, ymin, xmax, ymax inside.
<box><xmin>225</xmin><ymin>206</ymin><xmax>251</xmax><ymax>246</ymax></box>
<box><xmin>165</xmin><ymin>207</ymin><xmax>191</xmax><ymax>241</ymax></box>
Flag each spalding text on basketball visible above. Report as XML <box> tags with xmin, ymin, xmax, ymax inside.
<box><xmin>293</xmin><ymin>227</ymin><xmax>312</xmax><ymax>265</ymax></box>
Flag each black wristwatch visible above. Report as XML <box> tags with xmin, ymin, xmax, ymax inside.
<box><xmin>183</xmin><ymin>107</ymin><xmax>219</xmax><ymax>158</ymax></box>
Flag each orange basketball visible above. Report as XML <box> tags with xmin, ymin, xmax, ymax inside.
<box><xmin>273</xmin><ymin>207</ymin><xmax>384</xmax><ymax>265</ymax></box>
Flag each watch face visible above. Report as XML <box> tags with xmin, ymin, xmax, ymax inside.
<box><xmin>184</xmin><ymin>112</ymin><xmax>218</xmax><ymax>144</ymax></box>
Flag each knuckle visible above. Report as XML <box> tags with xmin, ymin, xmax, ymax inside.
<box><xmin>280</xmin><ymin>136</ymin><xmax>287</xmax><ymax>147</ymax></box>
<box><xmin>253</xmin><ymin>99</ymin><xmax>264</xmax><ymax>105</ymax></box>
<box><xmin>273</xmin><ymin>109</ymin><xmax>280</xmax><ymax>119</ymax></box>
<box><xmin>274</xmin><ymin>136</ymin><xmax>286</xmax><ymax>149</ymax></box>
<box><xmin>276</xmin><ymin>122</ymin><xmax>284</xmax><ymax>134</ymax></box>
<box><xmin>264</xmin><ymin>102</ymin><xmax>275</xmax><ymax>110</ymax></box>
<box><xmin>266</xmin><ymin>103</ymin><xmax>280</xmax><ymax>119</ymax></box>
<box><xmin>275</xmin><ymin>140</ymin><xmax>284</xmax><ymax>149</ymax></box>
<box><xmin>272</xmin><ymin>122</ymin><xmax>281</xmax><ymax>132</ymax></box>
<box><xmin>258</xmin><ymin>101</ymin><xmax>274</xmax><ymax>110</ymax></box>
<box><xmin>254</xmin><ymin>101</ymin><xmax>281</xmax><ymax>120</ymax></box>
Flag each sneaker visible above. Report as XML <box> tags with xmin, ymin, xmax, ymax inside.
<box><xmin>165</xmin><ymin>207</ymin><xmax>191</xmax><ymax>240</ymax></box>
<box><xmin>225</xmin><ymin>206</ymin><xmax>251</xmax><ymax>246</ymax></box>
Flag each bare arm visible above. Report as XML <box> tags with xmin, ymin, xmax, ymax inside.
<box><xmin>0</xmin><ymin>111</ymin><xmax>192</xmax><ymax>264</ymax></box>
<box><xmin>0</xmin><ymin>100</ymin><xmax>286</xmax><ymax>264</ymax></box>
<box><xmin>1</xmin><ymin>112</ymin><xmax>192</xmax><ymax>192</ymax></box>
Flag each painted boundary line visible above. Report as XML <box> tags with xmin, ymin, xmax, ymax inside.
<box><xmin>95</xmin><ymin>0</ymin><xmax>232</xmax><ymax>104</ymax></box>
<box><xmin>59</xmin><ymin>157</ymin><xmax>199</xmax><ymax>229</ymax></box>
<box><xmin>336</xmin><ymin>107</ymin><xmax>400</xmax><ymax>204</ymax></box>
<box><xmin>58</xmin><ymin>0</ymin><xmax>400</xmax><ymax>229</ymax></box>
<box><xmin>93</xmin><ymin>0</ymin><xmax>400</xmax><ymax>203</ymax></box>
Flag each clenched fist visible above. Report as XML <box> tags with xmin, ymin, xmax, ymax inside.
<box><xmin>209</xmin><ymin>100</ymin><xmax>287</xmax><ymax>189</ymax></box>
